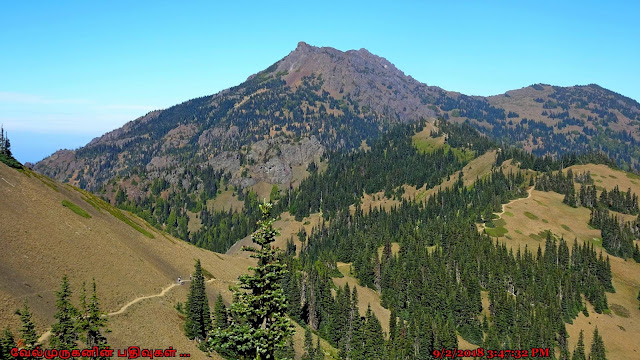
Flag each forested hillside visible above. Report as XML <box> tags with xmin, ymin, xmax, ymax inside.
<box><xmin>183</xmin><ymin>121</ymin><xmax>634</xmax><ymax>359</ymax></box>
<box><xmin>484</xmin><ymin>84</ymin><xmax>640</xmax><ymax>170</ymax></box>
<box><xmin>21</xmin><ymin>42</ymin><xmax>640</xmax><ymax>359</ymax></box>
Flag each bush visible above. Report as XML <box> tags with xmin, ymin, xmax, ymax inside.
<box><xmin>61</xmin><ymin>200</ymin><xmax>91</xmax><ymax>218</ymax></box>
<box><xmin>0</xmin><ymin>153</ymin><xmax>22</xmax><ymax>169</ymax></box>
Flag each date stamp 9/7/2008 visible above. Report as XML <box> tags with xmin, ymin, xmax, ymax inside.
<box><xmin>432</xmin><ymin>347</ymin><xmax>551</xmax><ymax>359</ymax></box>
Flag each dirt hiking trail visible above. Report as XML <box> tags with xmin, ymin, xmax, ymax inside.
<box><xmin>37</xmin><ymin>278</ymin><xmax>239</xmax><ymax>344</ymax></box>
<box><xmin>479</xmin><ymin>186</ymin><xmax>534</xmax><ymax>231</ymax></box>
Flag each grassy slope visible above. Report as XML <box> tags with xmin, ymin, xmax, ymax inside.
<box><xmin>226</xmin><ymin>211</ymin><xmax>324</xmax><ymax>258</ymax></box>
<box><xmin>411</xmin><ymin>122</ymin><xmax>445</xmax><ymax>154</ymax></box>
<box><xmin>482</xmin><ymin>165</ymin><xmax>640</xmax><ymax>359</ymax></box>
<box><xmin>403</xmin><ymin>150</ymin><xmax>498</xmax><ymax>203</ymax></box>
<box><xmin>0</xmin><ymin>163</ymin><xmax>338</xmax><ymax>359</ymax></box>
<box><xmin>334</xmin><ymin>263</ymin><xmax>391</xmax><ymax>334</ymax></box>
<box><xmin>211</xmin><ymin>131</ymin><xmax>639</xmax><ymax>357</ymax></box>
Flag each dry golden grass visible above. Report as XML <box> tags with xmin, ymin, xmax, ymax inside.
<box><xmin>487</xmin><ymin>86</ymin><xmax>556</xmax><ymax>124</ymax></box>
<box><xmin>226</xmin><ymin>211</ymin><xmax>324</xmax><ymax>258</ymax></box>
<box><xmin>185</xmin><ymin>209</ymin><xmax>201</xmax><ymax>233</ymax></box>
<box><xmin>457</xmin><ymin>336</ymin><xmax>478</xmax><ymax>350</ymax></box>
<box><xmin>207</xmin><ymin>189</ymin><xmax>244</xmax><ymax>213</ymax></box>
<box><xmin>250</xmin><ymin>180</ymin><xmax>276</xmax><ymax>202</ymax></box>
<box><xmin>334</xmin><ymin>263</ymin><xmax>391</xmax><ymax>336</ymax></box>
<box><xmin>489</xmin><ymin>190</ymin><xmax>599</xmax><ymax>249</ymax></box>
<box><xmin>359</xmin><ymin>140</ymin><xmax>371</xmax><ymax>152</ymax></box>
<box><xmin>481</xmin><ymin>291</ymin><xmax>491</xmax><ymax>319</ymax></box>
<box><xmin>377</xmin><ymin>242</ymin><xmax>400</xmax><ymax>258</ymax></box>
<box><xmin>499</xmin><ymin>158</ymin><xmax>538</xmax><ymax>181</ymax></box>
<box><xmin>290</xmin><ymin>164</ymin><xmax>309</xmax><ymax>188</ymax></box>
<box><xmin>482</xmin><ymin>185</ymin><xmax>640</xmax><ymax>358</ymax></box>
<box><xmin>567</xmin><ymin>164</ymin><xmax>640</xmax><ymax>195</ymax></box>
<box><xmin>349</xmin><ymin>191</ymin><xmax>402</xmax><ymax>215</ymax></box>
<box><xmin>0</xmin><ymin>163</ymin><xmax>339</xmax><ymax>359</ymax></box>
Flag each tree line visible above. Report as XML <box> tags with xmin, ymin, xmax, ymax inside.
<box><xmin>0</xmin><ymin>276</ymin><xmax>110</xmax><ymax>360</ymax></box>
<box><xmin>0</xmin><ymin>125</ymin><xmax>21</xmax><ymax>169</ymax></box>
<box><xmin>533</xmin><ymin>167</ymin><xmax>640</xmax><ymax>258</ymax></box>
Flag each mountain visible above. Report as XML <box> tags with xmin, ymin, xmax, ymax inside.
<box><xmin>30</xmin><ymin>42</ymin><xmax>640</xmax><ymax>255</ymax></box>
<box><xmin>33</xmin><ymin>42</ymin><xmax>447</xmax><ymax>192</ymax></box>
<box><xmin>14</xmin><ymin>41</ymin><xmax>640</xmax><ymax>359</ymax></box>
<box><xmin>485</xmin><ymin>83</ymin><xmax>640</xmax><ymax>169</ymax></box>
<box><xmin>34</xmin><ymin>43</ymin><xmax>640</xmax><ymax>191</ymax></box>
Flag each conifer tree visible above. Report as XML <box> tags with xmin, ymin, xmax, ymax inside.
<box><xmin>212</xmin><ymin>293</ymin><xmax>228</xmax><ymax>330</ymax></box>
<box><xmin>3</xmin><ymin>136</ymin><xmax>11</xmax><ymax>157</ymax></box>
<box><xmin>184</xmin><ymin>259</ymin><xmax>212</xmax><ymax>342</ymax></box>
<box><xmin>50</xmin><ymin>275</ymin><xmax>78</xmax><ymax>350</ymax></box>
<box><xmin>363</xmin><ymin>305</ymin><xmax>384</xmax><ymax>359</ymax></box>
<box><xmin>0</xmin><ymin>328</ymin><xmax>15</xmax><ymax>360</ymax></box>
<box><xmin>388</xmin><ymin>308</ymin><xmax>397</xmax><ymax>343</ymax></box>
<box><xmin>571</xmin><ymin>330</ymin><xmax>586</xmax><ymax>360</ymax></box>
<box><xmin>314</xmin><ymin>336</ymin><xmax>324</xmax><ymax>360</ymax></box>
<box><xmin>0</xmin><ymin>126</ymin><xmax>5</xmax><ymax>155</ymax></box>
<box><xmin>589</xmin><ymin>327</ymin><xmax>606</xmax><ymax>360</ymax></box>
<box><xmin>77</xmin><ymin>280</ymin><xmax>109</xmax><ymax>357</ymax></box>
<box><xmin>0</xmin><ymin>125</ymin><xmax>20</xmax><ymax>168</ymax></box>
<box><xmin>15</xmin><ymin>299</ymin><xmax>38</xmax><ymax>351</ymax></box>
<box><xmin>211</xmin><ymin>201</ymin><xmax>294</xmax><ymax>359</ymax></box>
<box><xmin>275</xmin><ymin>338</ymin><xmax>295</xmax><ymax>360</ymax></box>
<box><xmin>302</xmin><ymin>327</ymin><xmax>313</xmax><ymax>360</ymax></box>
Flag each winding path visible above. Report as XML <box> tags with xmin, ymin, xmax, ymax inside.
<box><xmin>106</xmin><ymin>282</ymin><xmax>185</xmax><ymax>316</ymax></box>
<box><xmin>37</xmin><ymin>278</ymin><xmax>240</xmax><ymax>344</ymax></box>
<box><xmin>479</xmin><ymin>186</ymin><xmax>534</xmax><ymax>232</ymax></box>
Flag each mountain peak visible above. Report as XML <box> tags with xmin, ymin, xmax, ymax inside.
<box><xmin>296</xmin><ymin>41</ymin><xmax>313</xmax><ymax>51</ymax></box>
<box><xmin>274</xmin><ymin>42</ymin><xmax>437</xmax><ymax>122</ymax></box>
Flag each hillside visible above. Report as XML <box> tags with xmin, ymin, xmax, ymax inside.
<box><xmin>0</xmin><ymin>162</ymin><xmax>339</xmax><ymax>359</ymax></box>
<box><xmin>485</xmin><ymin>84</ymin><xmax>640</xmax><ymax>170</ymax></box>
<box><xmin>7</xmin><ymin>119</ymin><xmax>640</xmax><ymax>359</ymax></box>
<box><xmin>29</xmin><ymin>43</ymin><xmax>640</xmax><ymax>260</ymax></box>
<box><xmin>33</xmin><ymin>42</ymin><xmax>446</xmax><ymax>193</ymax></box>
<box><xmin>478</xmin><ymin>163</ymin><xmax>640</xmax><ymax>358</ymax></box>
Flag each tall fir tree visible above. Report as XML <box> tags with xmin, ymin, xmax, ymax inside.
<box><xmin>571</xmin><ymin>330</ymin><xmax>586</xmax><ymax>360</ymax></box>
<box><xmin>589</xmin><ymin>327</ymin><xmax>606</xmax><ymax>360</ymax></box>
<box><xmin>212</xmin><ymin>293</ymin><xmax>228</xmax><ymax>330</ymax></box>
<box><xmin>184</xmin><ymin>259</ymin><xmax>212</xmax><ymax>342</ymax></box>
<box><xmin>77</xmin><ymin>280</ymin><xmax>110</xmax><ymax>358</ymax></box>
<box><xmin>302</xmin><ymin>327</ymin><xmax>313</xmax><ymax>360</ymax></box>
<box><xmin>0</xmin><ymin>124</ymin><xmax>20</xmax><ymax>168</ymax></box>
<box><xmin>314</xmin><ymin>336</ymin><xmax>324</xmax><ymax>360</ymax></box>
<box><xmin>210</xmin><ymin>201</ymin><xmax>294</xmax><ymax>359</ymax></box>
<box><xmin>50</xmin><ymin>275</ymin><xmax>78</xmax><ymax>350</ymax></box>
<box><xmin>363</xmin><ymin>305</ymin><xmax>384</xmax><ymax>360</ymax></box>
<box><xmin>274</xmin><ymin>338</ymin><xmax>295</xmax><ymax>360</ymax></box>
<box><xmin>15</xmin><ymin>299</ymin><xmax>38</xmax><ymax>350</ymax></box>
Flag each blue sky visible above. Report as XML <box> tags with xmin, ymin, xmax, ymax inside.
<box><xmin>2</xmin><ymin>1</ymin><xmax>638</xmax><ymax>163</ymax></box>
